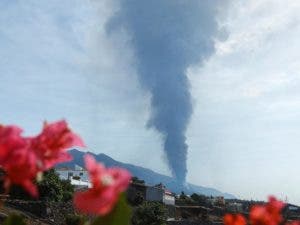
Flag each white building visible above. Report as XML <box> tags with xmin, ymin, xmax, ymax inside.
<box><xmin>226</xmin><ymin>202</ymin><xmax>243</xmax><ymax>212</ymax></box>
<box><xmin>146</xmin><ymin>184</ymin><xmax>175</xmax><ymax>205</ymax></box>
<box><xmin>56</xmin><ymin>166</ymin><xmax>91</xmax><ymax>189</ymax></box>
<box><xmin>69</xmin><ymin>178</ymin><xmax>91</xmax><ymax>189</ymax></box>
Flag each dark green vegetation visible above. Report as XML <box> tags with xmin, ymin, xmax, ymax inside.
<box><xmin>131</xmin><ymin>202</ymin><xmax>167</xmax><ymax>225</ymax></box>
<box><xmin>176</xmin><ymin>192</ymin><xmax>213</xmax><ymax>207</ymax></box>
<box><xmin>2</xmin><ymin>214</ymin><xmax>26</xmax><ymax>225</ymax></box>
<box><xmin>191</xmin><ymin>193</ymin><xmax>209</xmax><ymax>206</ymax></box>
<box><xmin>65</xmin><ymin>214</ymin><xmax>86</xmax><ymax>225</ymax></box>
<box><xmin>131</xmin><ymin>177</ymin><xmax>145</xmax><ymax>185</ymax></box>
<box><xmin>9</xmin><ymin>169</ymin><xmax>74</xmax><ymax>202</ymax></box>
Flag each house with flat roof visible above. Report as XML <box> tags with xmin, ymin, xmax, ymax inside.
<box><xmin>56</xmin><ymin>166</ymin><xmax>91</xmax><ymax>189</ymax></box>
<box><xmin>146</xmin><ymin>183</ymin><xmax>175</xmax><ymax>205</ymax></box>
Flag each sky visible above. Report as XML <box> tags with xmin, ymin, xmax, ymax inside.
<box><xmin>1</xmin><ymin>0</ymin><xmax>300</xmax><ymax>204</ymax></box>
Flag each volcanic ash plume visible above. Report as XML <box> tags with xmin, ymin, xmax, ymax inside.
<box><xmin>107</xmin><ymin>0</ymin><xmax>227</xmax><ymax>184</ymax></box>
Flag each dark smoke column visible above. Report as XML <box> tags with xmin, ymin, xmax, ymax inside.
<box><xmin>107</xmin><ymin>0</ymin><xmax>227</xmax><ymax>184</ymax></box>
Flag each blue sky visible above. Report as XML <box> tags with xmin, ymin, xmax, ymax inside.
<box><xmin>1</xmin><ymin>0</ymin><xmax>300</xmax><ymax>204</ymax></box>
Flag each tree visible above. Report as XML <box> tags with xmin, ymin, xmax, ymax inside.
<box><xmin>9</xmin><ymin>169</ymin><xmax>74</xmax><ymax>202</ymax></box>
<box><xmin>65</xmin><ymin>214</ymin><xmax>86</xmax><ymax>225</ymax></box>
<box><xmin>38</xmin><ymin>169</ymin><xmax>64</xmax><ymax>201</ymax></box>
<box><xmin>131</xmin><ymin>202</ymin><xmax>166</xmax><ymax>225</ymax></box>
<box><xmin>191</xmin><ymin>193</ymin><xmax>208</xmax><ymax>206</ymax></box>
<box><xmin>61</xmin><ymin>179</ymin><xmax>75</xmax><ymax>202</ymax></box>
<box><xmin>131</xmin><ymin>177</ymin><xmax>145</xmax><ymax>185</ymax></box>
<box><xmin>180</xmin><ymin>191</ymin><xmax>187</xmax><ymax>199</ymax></box>
<box><xmin>131</xmin><ymin>192</ymin><xmax>144</xmax><ymax>206</ymax></box>
<box><xmin>176</xmin><ymin>191</ymin><xmax>195</xmax><ymax>206</ymax></box>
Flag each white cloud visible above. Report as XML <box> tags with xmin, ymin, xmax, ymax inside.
<box><xmin>187</xmin><ymin>0</ymin><xmax>300</xmax><ymax>204</ymax></box>
<box><xmin>0</xmin><ymin>0</ymin><xmax>171</xmax><ymax>175</ymax></box>
<box><xmin>216</xmin><ymin>1</ymin><xmax>300</xmax><ymax>56</ymax></box>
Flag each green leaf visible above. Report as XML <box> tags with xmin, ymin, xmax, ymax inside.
<box><xmin>65</xmin><ymin>214</ymin><xmax>89</xmax><ymax>225</ymax></box>
<box><xmin>91</xmin><ymin>193</ymin><xmax>132</xmax><ymax>225</ymax></box>
<box><xmin>3</xmin><ymin>214</ymin><xmax>26</xmax><ymax>225</ymax></box>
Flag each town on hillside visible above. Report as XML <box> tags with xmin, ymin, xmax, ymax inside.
<box><xmin>55</xmin><ymin>166</ymin><xmax>300</xmax><ymax>224</ymax></box>
<box><xmin>0</xmin><ymin>164</ymin><xmax>299</xmax><ymax>225</ymax></box>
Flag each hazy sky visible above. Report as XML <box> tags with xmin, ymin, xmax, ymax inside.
<box><xmin>1</xmin><ymin>0</ymin><xmax>300</xmax><ymax>204</ymax></box>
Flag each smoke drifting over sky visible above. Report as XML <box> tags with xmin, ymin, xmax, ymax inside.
<box><xmin>107</xmin><ymin>0</ymin><xmax>227</xmax><ymax>183</ymax></box>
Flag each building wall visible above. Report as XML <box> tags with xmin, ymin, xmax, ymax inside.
<box><xmin>226</xmin><ymin>203</ymin><xmax>243</xmax><ymax>213</ymax></box>
<box><xmin>127</xmin><ymin>183</ymin><xmax>147</xmax><ymax>204</ymax></box>
<box><xmin>56</xmin><ymin>170</ymin><xmax>89</xmax><ymax>182</ymax></box>
<box><xmin>146</xmin><ymin>186</ymin><xmax>164</xmax><ymax>202</ymax></box>
<box><xmin>164</xmin><ymin>194</ymin><xmax>175</xmax><ymax>205</ymax></box>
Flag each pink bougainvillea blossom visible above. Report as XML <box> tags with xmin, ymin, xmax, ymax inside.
<box><xmin>250</xmin><ymin>196</ymin><xmax>285</xmax><ymax>225</ymax></box>
<box><xmin>224</xmin><ymin>196</ymin><xmax>289</xmax><ymax>225</ymax></box>
<box><xmin>0</xmin><ymin>125</ymin><xmax>39</xmax><ymax>196</ymax></box>
<box><xmin>74</xmin><ymin>154</ymin><xmax>131</xmax><ymax>215</ymax></box>
<box><xmin>2</xmin><ymin>147</ymin><xmax>40</xmax><ymax>197</ymax></box>
<box><xmin>0</xmin><ymin>125</ymin><xmax>25</xmax><ymax>164</ymax></box>
<box><xmin>31</xmin><ymin>120</ymin><xmax>85</xmax><ymax>170</ymax></box>
<box><xmin>224</xmin><ymin>214</ymin><xmax>246</xmax><ymax>225</ymax></box>
<box><xmin>0</xmin><ymin>120</ymin><xmax>84</xmax><ymax>197</ymax></box>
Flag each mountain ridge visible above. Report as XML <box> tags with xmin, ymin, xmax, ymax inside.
<box><xmin>58</xmin><ymin>149</ymin><xmax>235</xmax><ymax>199</ymax></box>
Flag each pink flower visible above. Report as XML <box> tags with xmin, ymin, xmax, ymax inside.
<box><xmin>0</xmin><ymin>120</ymin><xmax>85</xmax><ymax>197</ymax></box>
<box><xmin>3</xmin><ymin>147</ymin><xmax>40</xmax><ymax>197</ymax></box>
<box><xmin>31</xmin><ymin>120</ymin><xmax>85</xmax><ymax>170</ymax></box>
<box><xmin>0</xmin><ymin>125</ymin><xmax>25</xmax><ymax>164</ymax></box>
<box><xmin>224</xmin><ymin>214</ymin><xmax>246</xmax><ymax>225</ymax></box>
<box><xmin>250</xmin><ymin>196</ymin><xmax>285</xmax><ymax>225</ymax></box>
<box><xmin>0</xmin><ymin>125</ymin><xmax>40</xmax><ymax>197</ymax></box>
<box><xmin>74</xmin><ymin>154</ymin><xmax>131</xmax><ymax>215</ymax></box>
